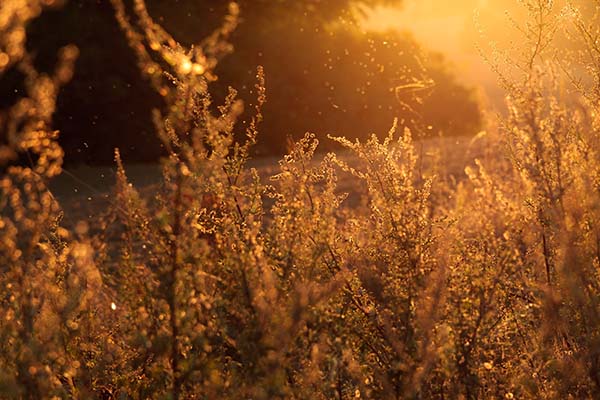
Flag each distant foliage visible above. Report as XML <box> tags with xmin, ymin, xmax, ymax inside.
<box><xmin>1</xmin><ymin>0</ymin><xmax>600</xmax><ymax>399</ymax></box>
<box><xmin>10</xmin><ymin>0</ymin><xmax>480</xmax><ymax>163</ymax></box>
<box><xmin>213</xmin><ymin>7</ymin><xmax>482</xmax><ymax>155</ymax></box>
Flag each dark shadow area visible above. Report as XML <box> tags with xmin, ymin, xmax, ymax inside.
<box><xmin>15</xmin><ymin>0</ymin><xmax>480</xmax><ymax>165</ymax></box>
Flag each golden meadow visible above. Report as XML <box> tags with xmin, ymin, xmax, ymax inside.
<box><xmin>1</xmin><ymin>1</ymin><xmax>600</xmax><ymax>398</ymax></box>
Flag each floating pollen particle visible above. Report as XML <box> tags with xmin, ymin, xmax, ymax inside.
<box><xmin>192</xmin><ymin>63</ymin><xmax>205</xmax><ymax>75</ymax></box>
<box><xmin>179</xmin><ymin>57</ymin><xmax>193</xmax><ymax>75</ymax></box>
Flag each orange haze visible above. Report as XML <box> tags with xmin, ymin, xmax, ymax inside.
<box><xmin>361</xmin><ymin>0</ymin><xmax>527</xmax><ymax>107</ymax></box>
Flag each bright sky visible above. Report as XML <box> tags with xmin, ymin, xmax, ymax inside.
<box><xmin>361</xmin><ymin>0</ymin><xmax>522</xmax><ymax>105</ymax></box>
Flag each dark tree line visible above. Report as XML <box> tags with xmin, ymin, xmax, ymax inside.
<box><xmin>2</xmin><ymin>0</ymin><xmax>480</xmax><ymax>164</ymax></box>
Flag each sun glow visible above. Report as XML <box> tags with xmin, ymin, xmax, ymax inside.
<box><xmin>360</xmin><ymin>0</ymin><xmax>527</xmax><ymax>104</ymax></box>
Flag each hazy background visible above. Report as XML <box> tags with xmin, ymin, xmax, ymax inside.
<box><xmin>2</xmin><ymin>0</ymin><xmax>492</xmax><ymax>165</ymax></box>
<box><xmin>361</xmin><ymin>0</ymin><xmax>523</xmax><ymax>108</ymax></box>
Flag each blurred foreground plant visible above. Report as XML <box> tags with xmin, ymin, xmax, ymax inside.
<box><xmin>0</xmin><ymin>1</ymin><xmax>118</xmax><ymax>398</ymax></box>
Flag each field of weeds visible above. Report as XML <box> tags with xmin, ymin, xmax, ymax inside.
<box><xmin>2</xmin><ymin>1</ymin><xmax>600</xmax><ymax>399</ymax></box>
